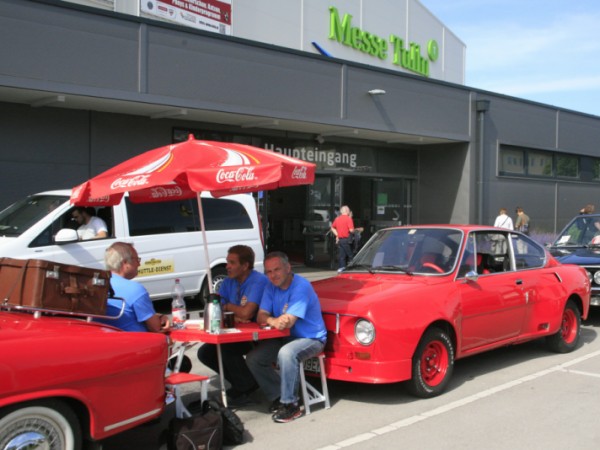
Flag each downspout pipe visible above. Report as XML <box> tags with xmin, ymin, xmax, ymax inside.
<box><xmin>475</xmin><ymin>100</ymin><xmax>490</xmax><ymax>225</ymax></box>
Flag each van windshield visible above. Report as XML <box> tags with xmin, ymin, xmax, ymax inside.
<box><xmin>0</xmin><ymin>195</ymin><xmax>68</xmax><ymax>237</ymax></box>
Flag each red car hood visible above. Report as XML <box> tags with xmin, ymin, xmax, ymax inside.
<box><xmin>0</xmin><ymin>311</ymin><xmax>121</xmax><ymax>339</ymax></box>
<box><xmin>0</xmin><ymin>311</ymin><xmax>168</xmax><ymax>393</ymax></box>
<box><xmin>312</xmin><ymin>272</ymin><xmax>446</xmax><ymax>315</ymax></box>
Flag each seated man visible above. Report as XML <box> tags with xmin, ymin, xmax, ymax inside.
<box><xmin>72</xmin><ymin>206</ymin><xmax>108</xmax><ymax>240</ymax></box>
<box><xmin>197</xmin><ymin>245</ymin><xmax>269</xmax><ymax>407</ymax></box>
<box><xmin>246</xmin><ymin>251</ymin><xmax>327</xmax><ymax>423</ymax></box>
<box><xmin>95</xmin><ymin>242</ymin><xmax>169</xmax><ymax>332</ymax></box>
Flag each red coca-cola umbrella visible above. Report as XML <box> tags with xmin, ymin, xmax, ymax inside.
<box><xmin>70</xmin><ymin>135</ymin><xmax>315</xmax><ymax>291</ymax></box>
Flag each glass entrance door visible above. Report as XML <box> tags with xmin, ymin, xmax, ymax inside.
<box><xmin>304</xmin><ymin>175</ymin><xmax>336</xmax><ymax>267</ymax></box>
<box><xmin>302</xmin><ymin>175</ymin><xmax>414</xmax><ymax>267</ymax></box>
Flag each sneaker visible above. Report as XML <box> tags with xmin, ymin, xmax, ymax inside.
<box><xmin>268</xmin><ymin>398</ymin><xmax>282</xmax><ymax>413</ymax></box>
<box><xmin>272</xmin><ymin>402</ymin><xmax>302</xmax><ymax>423</ymax></box>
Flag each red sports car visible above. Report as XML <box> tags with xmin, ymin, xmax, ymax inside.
<box><xmin>0</xmin><ymin>311</ymin><xmax>168</xmax><ymax>449</ymax></box>
<box><xmin>312</xmin><ymin>225</ymin><xmax>590</xmax><ymax>398</ymax></box>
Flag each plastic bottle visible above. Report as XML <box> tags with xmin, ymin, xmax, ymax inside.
<box><xmin>171</xmin><ymin>278</ymin><xmax>186</xmax><ymax>329</ymax></box>
<box><xmin>210</xmin><ymin>298</ymin><xmax>222</xmax><ymax>334</ymax></box>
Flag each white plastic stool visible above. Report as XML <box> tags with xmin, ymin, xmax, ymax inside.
<box><xmin>165</xmin><ymin>372</ymin><xmax>209</xmax><ymax>418</ymax></box>
<box><xmin>299</xmin><ymin>353</ymin><xmax>330</xmax><ymax>415</ymax></box>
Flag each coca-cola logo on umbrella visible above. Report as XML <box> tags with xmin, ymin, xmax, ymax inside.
<box><xmin>216</xmin><ymin>167</ymin><xmax>257</xmax><ymax>183</ymax></box>
<box><xmin>291</xmin><ymin>166</ymin><xmax>308</xmax><ymax>179</ymax></box>
<box><xmin>110</xmin><ymin>150</ymin><xmax>174</xmax><ymax>190</ymax></box>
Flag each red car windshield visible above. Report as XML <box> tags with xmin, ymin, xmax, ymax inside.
<box><xmin>346</xmin><ymin>228</ymin><xmax>462</xmax><ymax>274</ymax></box>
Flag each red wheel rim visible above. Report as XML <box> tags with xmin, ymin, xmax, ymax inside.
<box><xmin>561</xmin><ymin>308</ymin><xmax>577</xmax><ymax>344</ymax></box>
<box><xmin>419</xmin><ymin>340</ymin><xmax>449</xmax><ymax>387</ymax></box>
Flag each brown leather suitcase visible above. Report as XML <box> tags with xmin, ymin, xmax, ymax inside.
<box><xmin>0</xmin><ymin>257</ymin><xmax>110</xmax><ymax>315</ymax></box>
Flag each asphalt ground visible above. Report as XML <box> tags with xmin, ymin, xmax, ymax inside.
<box><xmin>101</xmin><ymin>269</ymin><xmax>600</xmax><ymax>449</ymax></box>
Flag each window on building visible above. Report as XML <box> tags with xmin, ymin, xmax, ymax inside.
<box><xmin>593</xmin><ymin>159</ymin><xmax>600</xmax><ymax>180</ymax></box>
<box><xmin>499</xmin><ymin>146</ymin><xmax>583</xmax><ymax>181</ymax></box>
<box><xmin>528</xmin><ymin>151</ymin><xmax>553</xmax><ymax>176</ymax></box>
<box><xmin>556</xmin><ymin>154</ymin><xmax>578</xmax><ymax>178</ymax></box>
<box><xmin>499</xmin><ymin>148</ymin><xmax>525</xmax><ymax>174</ymax></box>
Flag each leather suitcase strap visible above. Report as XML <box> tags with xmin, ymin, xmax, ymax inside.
<box><xmin>63</xmin><ymin>286</ymin><xmax>82</xmax><ymax>295</ymax></box>
<box><xmin>64</xmin><ymin>274</ymin><xmax>85</xmax><ymax>312</ymax></box>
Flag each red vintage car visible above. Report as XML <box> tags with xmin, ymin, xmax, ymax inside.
<box><xmin>312</xmin><ymin>225</ymin><xmax>591</xmax><ymax>398</ymax></box>
<box><xmin>0</xmin><ymin>310</ymin><xmax>168</xmax><ymax>449</ymax></box>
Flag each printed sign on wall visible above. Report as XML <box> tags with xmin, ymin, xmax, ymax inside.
<box><xmin>141</xmin><ymin>0</ymin><xmax>232</xmax><ymax>35</ymax></box>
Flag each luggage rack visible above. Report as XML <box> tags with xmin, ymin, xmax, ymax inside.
<box><xmin>0</xmin><ymin>297</ymin><xmax>126</xmax><ymax>322</ymax></box>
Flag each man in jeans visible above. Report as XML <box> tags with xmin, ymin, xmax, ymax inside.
<box><xmin>246</xmin><ymin>252</ymin><xmax>327</xmax><ymax>423</ymax></box>
<box><xmin>197</xmin><ymin>245</ymin><xmax>268</xmax><ymax>406</ymax></box>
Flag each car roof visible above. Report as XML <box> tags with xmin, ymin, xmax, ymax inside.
<box><xmin>379</xmin><ymin>224</ymin><xmax>516</xmax><ymax>233</ymax></box>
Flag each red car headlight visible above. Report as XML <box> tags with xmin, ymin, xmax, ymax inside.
<box><xmin>354</xmin><ymin>319</ymin><xmax>375</xmax><ymax>345</ymax></box>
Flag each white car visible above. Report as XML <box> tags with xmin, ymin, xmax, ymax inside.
<box><xmin>0</xmin><ymin>190</ymin><xmax>264</xmax><ymax>303</ymax></box>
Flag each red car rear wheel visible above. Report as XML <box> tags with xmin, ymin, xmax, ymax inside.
<box><xmin>546</xmin><ymin>300</ymin><xmax>581</xmax><ymax>353</ymax></box>
<box><xmin>407</xmin><ymin>328</ymin><xmax>454</xmax><ymax>398</ymax></box>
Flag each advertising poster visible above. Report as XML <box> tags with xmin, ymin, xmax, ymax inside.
<box><xmin>141</xmin><ymin>0</ymin><xmax>232</xmax><ymax>35</ymax></box>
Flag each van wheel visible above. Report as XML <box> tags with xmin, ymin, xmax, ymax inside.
<box><xmin>199</xmin><ymin>266</ymin><xmax>228</xmax><ymax>307</ymax></box>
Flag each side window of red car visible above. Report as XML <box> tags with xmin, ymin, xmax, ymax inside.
<box><xmin>511</xmin><ymin>233</ymin><xmax>545</xmax><ymax>269</ymax></box>
<box><xmin>458</xmin><ymin>233</ymin><xmax>477</xmax><ymax>277</ymax></box>
<box><xmin>473</xmin><ymin>231</ymin><xmax>512</xmax><ymax>274</ymax></box>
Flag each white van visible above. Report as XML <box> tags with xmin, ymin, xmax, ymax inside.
<box><xmin>0</xmin><ymin>190</ymin><xmax>264</xmax><ymax>304</ymax></box>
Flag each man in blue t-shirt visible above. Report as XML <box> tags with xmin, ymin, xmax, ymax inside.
<box><xmin>96</xmin><ymin>242</ymin><xmax>169</xmax><ymax>332</ymax></box>
<box><xmin>246</xmin><ymin>251</ymin><xmax>327</xmax><ymax>423</ymax></box>
<box><xmin>197</xmin><ymin>245</ymin><xmax>268</xmax><ymax>406</ymax></box>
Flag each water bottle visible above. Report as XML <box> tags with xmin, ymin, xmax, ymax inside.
<box><xmin>171</xmin><ymin>278</ymin><xmax>186</xmax><ymax>329</ymax></box>
<box><xmin>209</xmin><ymin>298</ymin><xmax>222</xmax><ymax>334</ymax></box>
<box><xmin>204</xmin><ymin>293</ymin><xmax>221</xmax><ymax>332</ymax></box>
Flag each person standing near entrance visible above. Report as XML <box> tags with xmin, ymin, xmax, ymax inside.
<box><xmin>493</xmin><ymin>207</ymin><xmax>514</xmax><ymax>230</ymax></box>
<box><xmin>331</xmin><ymin>205</ymin><xmax>355</xmax><ymax>271</ymax></box>
<box><xmin>515</xmin><ymin>207</ymin><xmax>530</xmax><ymax>235</ymax></box>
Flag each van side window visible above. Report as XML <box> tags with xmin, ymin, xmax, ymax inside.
<box><xmin>30</xmin><ymin>216</ymin><xmax>66</xmax><ymax>247</ymax></box>
<box><xmin>29</xmin><ymin>206</ymin><xmax>78</xmax><ymax>248</ymax></box>
<box><xmin>30</xmin><ymin>205</ymin><xmax>113</xmax><ymax>248</ymax></box>
<box><xmin>126</xmin><ymin>197</ymin><xmax>253</xmax><ymax>236</ymax></box>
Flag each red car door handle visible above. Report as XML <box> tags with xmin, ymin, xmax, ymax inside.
<box><xmin>516</xmin><ymin>279</ymin><xmax>523</xmax><ymax>285</ymax></box>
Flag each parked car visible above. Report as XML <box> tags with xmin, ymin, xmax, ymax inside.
<box><xmin>0</xmin><ymin>309</ymin><xmax>168</xmax><ymax>449</ymax></box>
<box><xmin>311</xmin><ymin>225</ymin><xmax>590</xmax><ymax>398</ymax></box>
<box><xmin>0</xmin><ymin>190</ymin><xmax>264</xmax><ymax>304</ymax></box>
<box><xmin>548</xmin><ymin>213</ymin><xmax>600</xmax><ymax>306</ymax></box>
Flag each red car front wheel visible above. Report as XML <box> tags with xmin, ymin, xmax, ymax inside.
<box><xmin>407</xmin><ymin>328</ymin><xmax>454</xmax><ymax>398</ymax></box>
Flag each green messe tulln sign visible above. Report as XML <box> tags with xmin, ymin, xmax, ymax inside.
<box><xmin>328</xmin><ymin>6</ymin><xmax>438</xmax><ymax>77</ymax></box>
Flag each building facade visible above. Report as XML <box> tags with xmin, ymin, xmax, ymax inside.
<box><xmin>2</xmin><ymin>0</ymin><xmax>600</xmax><ymax>267</ymax></box>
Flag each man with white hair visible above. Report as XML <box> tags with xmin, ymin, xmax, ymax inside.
<box><xmin>96</xmin><ymin>242</ymin><xmax>169</xmax><ymax>332</ymax></box>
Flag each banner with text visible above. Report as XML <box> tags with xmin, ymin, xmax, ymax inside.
<box><xmin>141</xmin><ymin>0</ymin><xmax>232</xmax><ymax>35</ymax></box>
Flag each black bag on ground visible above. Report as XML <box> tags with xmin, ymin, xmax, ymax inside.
<box><xmin>203</xmin><ymin>399</ymin><xmax>245</xmax><ymax>446</ymax></box>
<box><xmin>168</xmin><ymin>409</ymin><xmax>223</xmax><ymax>450</ymax></box>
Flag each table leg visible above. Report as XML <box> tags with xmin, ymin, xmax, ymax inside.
<box><xmin>216</xmin><ymin>343</ymin><xmax>228</xmax><ymax>407</ymax></box>
<box><xmin>170</xmin><ymin>342</ymin><xmax>186</xmax><ymax>372</ymax></box>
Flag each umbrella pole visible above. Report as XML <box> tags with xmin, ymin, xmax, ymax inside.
<box><xmin>197</xmin><ymin>193</ymin><xmax>214</xmax><ymax>294</ymax></box>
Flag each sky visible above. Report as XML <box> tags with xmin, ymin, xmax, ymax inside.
<box><xmin>419</xmin><ymin>0</ymin><xmax>600</xmax><ymax>117</ymax></box>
